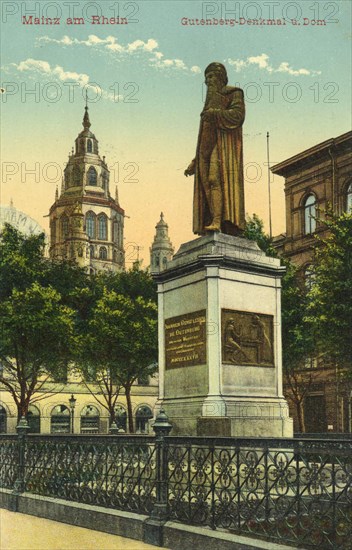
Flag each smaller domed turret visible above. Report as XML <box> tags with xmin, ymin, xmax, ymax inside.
<box><xmin>150</xmin><ymin>213</ymin><xmax>174</xmax><ymax>273</ymax></box>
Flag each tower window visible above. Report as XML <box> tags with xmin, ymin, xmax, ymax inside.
<box><xmin>61</xmin><ymin>216</ymin><xmax>69</xmax><ymax>239</ymax></box>
<box><xmin>87</xmin><ymin>139</ymin><xmax>93</xmax><ymax>153</ymax></box>
<box><xmin>51</xmin><ymin>219</ymin><xmax>57</xmax><ymax>242</ymax></box>
<box><xmin>86</xmin><ymin>212</ymin><xmax>96</xmax><ymax>239</ymax></box>
<box><xmin>304</xmin><ymin>194</ymin><xmax>316</xmax><ymax>235</ymax></box>
<box><xmin>88</xmin><ymin>166</ymin><xmax>97</xmax><ymax>186</ymax></box>
<box><xmin>113</xmin><ymin>220</ymin><xmax>120</xmax><ymax>243</ymax></box>
<box><xmin>73</xmin><ymin>166</ymin><xmax>81</xmax><ymax>186</ymax></box>
<box><xmin>99</xmin><ymin>247</ymin><xmax>107</xmax><ymax>260</ymax></box>
<box><xmin>98</xmin><ymin>214</ymin><xmax>108</xmax><ymax>240</ymax></box>
<box><xmin>346</xmin><ymin>182</ymin><xmax>352</xmax><ymax>213</ymax></box>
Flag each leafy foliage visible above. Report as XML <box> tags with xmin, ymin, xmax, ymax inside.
<box><xmin>306</xmin><ymin>211</ymin><xmax>352</xmax><ymax>368</ymax></box>
<box><xmin>0</xmin><ymin>224</ymin><xmax>84</xmax><ymax>419</ymax></box>
<box><xmin>75</xmin><ymin>268</ymin><xmax>158</xmax><ymax>432</ymax></box>
<box><xmin>244</xmin><ymin>215</ymin><xmax>315</xmax><ymax>431</ymax></box>
<box><xmin>244</xmin><ymin>214</ymin><xmax>278</xmax><ymax>257</ymax></box>
<box><xmin>0</xmin><ymin>283</ymin><xmax>77</xmax><ymax>418</ymax></box>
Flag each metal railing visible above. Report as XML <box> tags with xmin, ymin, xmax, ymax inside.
<box><xmin>1</xmin><ymin>413</ymin><xmax>351</xmax><ymax>549</ymax></box>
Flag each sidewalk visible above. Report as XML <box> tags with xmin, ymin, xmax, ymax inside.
<box><xmin>0</xmin><ymin>509</ymin><xmax>168</xmax><ymax>550</ymax></box>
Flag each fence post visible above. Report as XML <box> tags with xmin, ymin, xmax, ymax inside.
<box><xmin>10</xmin><ymin>416</ymin><xmax>30</xmax><ymax>511</ymax></box>
<box><xmin>144</xmin><ymin>409</ymin><xmax>172</xmax><ymax>547</ymax></box>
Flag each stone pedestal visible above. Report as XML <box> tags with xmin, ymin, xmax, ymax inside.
<box><xmin>154</xmin><ymin>233</ymin><xmax>293</xmax><ymax>437</ymax></box>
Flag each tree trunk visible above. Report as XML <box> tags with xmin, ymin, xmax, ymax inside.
<box><xmin>296</xmin><ymin>400</ymin><xmax>306</xmax><ymax>433</ymax></box>
<box><xmin>125</xmin><ymin>385</ymin><xmax>134</xmax><ymax>433</ymax></box>
<box><xmin>17</xmin><ymin>396</ymin><xmax>30</xmax><ymax>422</ymax></box>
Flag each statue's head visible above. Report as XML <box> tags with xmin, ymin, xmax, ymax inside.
<box><xmin>204</xmin><ymin>62</ymin><xmax>228</xmax><ymax>85</ymax></box>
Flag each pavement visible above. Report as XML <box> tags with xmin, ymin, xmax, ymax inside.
<box><xmin>0</xmin><ymin>509</ymin><xmax>168</xmax><ymax>550</ymax></box>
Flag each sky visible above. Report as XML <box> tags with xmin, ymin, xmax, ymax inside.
<box><xmin>1</xmin><ymin>0</ymin><xmax>351</xmax><ymax>265</ymax></box>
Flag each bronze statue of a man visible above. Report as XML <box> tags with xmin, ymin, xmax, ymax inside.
<box><xmin>185</xmin><ymin>62</ymin><xmax>245</xmax><ymax>235</ymax></box>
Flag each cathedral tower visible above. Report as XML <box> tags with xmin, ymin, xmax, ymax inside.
<box><xmin>150</xmin><ymin>212</ymin><xmax>174</xmax><ymax>273</ymax></box>
<box><xmin>49</xmin><ymin>105</ymin><xmax>125</xmax><ymax>272</ymax></box>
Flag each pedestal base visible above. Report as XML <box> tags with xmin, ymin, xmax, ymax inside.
<box><xmin>162</xmin><ymin>396</ymin><xmax>293</xmax><ymax>437</ymax></box>
<box><xmin>155</xmin><ymin>233</ymin><xmax>293</xmax><ymax>438</ymax></box>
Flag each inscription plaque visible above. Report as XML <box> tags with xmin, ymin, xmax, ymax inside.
<box><xmin>222</xmin><ymin>309</ymin><xmax>274</xmax><ymax>367</ymax></box>
<box><xmin>165</xmin><ymin>310</ymin><xmax>206</xmax><ymax>369</ymax></box>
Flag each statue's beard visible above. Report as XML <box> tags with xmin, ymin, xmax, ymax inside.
<box><xmin>204</xmin><ymin>84</ymin><xmax>223</xmax><ymax>110</ymax></box>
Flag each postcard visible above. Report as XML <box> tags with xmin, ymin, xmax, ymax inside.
<box><xmin>0</xmin><ymin>0</ymin><xmax>351</xmax><ymax>547</ymax></box>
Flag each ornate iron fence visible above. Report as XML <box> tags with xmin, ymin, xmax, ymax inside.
<box><xmin>0</xmin><ymin>435</ymin><xmax>17</xmax><ymax>489</ymax></box>
<box><xmin>0</xmin><ymin>416</ymin><xmax>351</xmax><ymax>549</ymax></box>
<box><xmin>166</xmin><ymin>436</ymin><xmax>352</xmax><ymax>549</ymax></box>
<box><xmin>24</xmin><ymin>434</ymin><xmax>157</xmax><ymax>514</ymax></box>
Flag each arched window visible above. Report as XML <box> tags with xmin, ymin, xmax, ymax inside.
<box><xmin>61</xmin><ymin>216</ymin><xmax>69</xmax><ymax>239</ymax></box>
<box><xmin>98</xmin><ymin>214</ymin><xmax>108</xmax><ymax>240</ymax></box>
<box><xmin>99</xmin><ymin>247</ymin><xmax>107</xmax><ymax>260</ymax></box>
<box><xmin>80</xmin><ymin>139</ymin><xmax>85</xmax><ymax>153</ymax></box>
<box><xmin>86</xmin><ymin>212</ymin><xmax>96</xmax><ymax>239</ymax></box>
<box><xmin>27</xmin><ymin>405</ymin><xmax>40</xmax><ymax>433</ymax></box>
<box><xmin>87</xmin><ymin>166</ymin><xmax>97</xmax><ymax>186</ymax></box>
<box><xmin>102</xmin><ymin>173</ymin><xmax>108</xmax><ymax>191</ymax></box>
<box><xmin>115</xmin><ymin>405</ymin><xmax>127</xmax><ymax>432</ymax></box>
<box><xmin>346</xmin><ymin>182</ymin><xmax>352</xmax><ymax>213</ymax></box>
<box><xmin>87</xmin><ymin>139</ymin><xmax>93</xmax><ymax>153</ymax></box>
<box><xmin>0</xmin><ymin>405</ymin><xmax>7</xmax><ymax>433</ymax></box>
<box><xmin>73</xmin><ymin>165</ymin><xmax>81</xmax><ymax>186</ymax></box>
<box><xmin>304</xmin><ymin>194</ymin><xmax>316</xmax><ymax>235</ymax></box>
<box><xmin>163</xmin><ymin>257</ymin><xmax>167</xmax><ymax>267</ymax></box>
<box><xmin>80</xmin><ymin>405</ymin><xmax>100</xmax><ymax>434</ymax></box>
<box><xmin>89</xmin><ymin>245</ymin><xmax>95</xmax><ymax>258</ymax></box>
<box><xmin>50</xmin><ymin>405</ymin><xmax>70</xmax><ymax>434</ymax></box>
<box><xmin>135</xmin><ymin>405</ymin><xmax>153</xmax><ymax>434</ymax></box>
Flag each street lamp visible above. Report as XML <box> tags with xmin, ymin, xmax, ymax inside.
<box><xmin>69</xmin><ymin>394</ymin><xmax>77</xmax><ymax>434</ymax></box>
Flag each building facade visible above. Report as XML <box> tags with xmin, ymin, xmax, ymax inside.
<box><xmin>271</xmin><ymin>131</ymin><xmax>352</xmax><ymax>433</ymax></box>
<box><xmin>49</xmin><ymin>105</ymin><xmax>125</xmax><ymax>272</ymax></box>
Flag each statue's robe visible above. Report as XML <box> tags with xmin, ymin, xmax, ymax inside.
<box><xmin>193</xmin><ymin>86</ymin><xmax>245</xmax><ymax>235</ymax></box>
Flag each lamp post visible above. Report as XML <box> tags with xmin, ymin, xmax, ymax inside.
<box><xmin>69</xmin><ymin>394</ymin><xmax>76</xmax><ymax>434</ymax></box>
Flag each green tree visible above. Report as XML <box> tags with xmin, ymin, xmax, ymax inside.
<box><xmin>0</xmin><ymin>224</ymin><xmax>86</xmax><ymax>420</ymax></box>
<box><xmin>76</xmin><ymin>269</ymin><xmax>158</xmax><ymax>432</ymax></box>
<box><xmin>306</xmin><ymin>211</ymin><xmax>352</xmax><ymax>368</ymax></box>
<box><xmin>281</xmin><ymin>263</ymin><xmax>315</xmax><ymax>432</ymax></box>
<box><xmin>244</xmin><ymin>213</ymin><xmax>278</xmax><ymax>257</ymax></box>
<box><xmin>0</xmin><ymin>283</ymin><xmax>76</xmax><ymax>420</ymax></box>
<box><xmin>0</xmin><ymin>224</ymin><xmax>46</xmax><ymax>299</ymax></box>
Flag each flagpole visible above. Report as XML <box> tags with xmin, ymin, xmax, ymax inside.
<box><xmin>267</xmin><ymin>131</ymin><xmax>272</xmax><ymax>239</ymax></box>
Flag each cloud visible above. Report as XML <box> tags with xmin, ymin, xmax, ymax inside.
<box><xmin>37</xmin><ymin>35</ymin><xmax>201</xmax><ymax>74</ymax></box>
<box><xmin>247</xmin><ymin>53</ymin><xmax>271</xmax><ymax>70</ymax></box>
<box><xmin>17</xmin><ymin>59</ymin><xmax>51</xmax><ymax>73</ymax></box>
<box><xmin>12</xmin><ymin>58</ymin><xmax>121</xmax><ymax>101</ymax></box>
<box><xmin>227</xmin><ymin>54</ymin><xmax>321</xmax><ymax>76</ymax></box>
<box><xmin>276</xmin><ymin>62</ymin><xmax>311</xmax><ymax>76</ymax></box>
